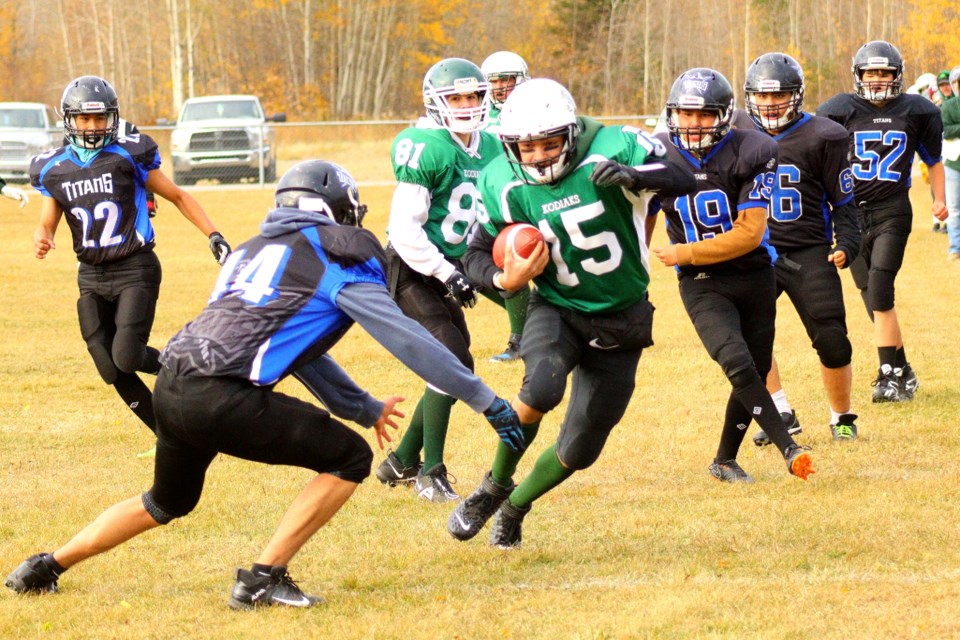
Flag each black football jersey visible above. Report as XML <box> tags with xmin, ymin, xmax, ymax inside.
<box><xmin>161</xmin><ymin>216</ymin><xmax>388</xmax><ymax>386</ymax></box>
<box><xmin>655</xmin><ymin>128</ymin><xmax>779</xmax><ymax>274</ymax></box>
<box><xmin>816</xmin><ymin>92</ymin><xmax>943</xmax><ymax>204</ymax></box>
<box><xmin>742</xmin><ymin>113</ymin><xmax>856</xmax><ymax>250</ymax></box>
<box><xmin>31</xmin><ymin>133</ymin><xmax>160</xmax><ymax>265</ymax></box>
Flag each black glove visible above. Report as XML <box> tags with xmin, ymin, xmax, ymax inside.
<box><xmin>209</xmin><ymin>232</ymin><xmax>231</xmax><ymax>265</ymax></box>
<box><xmin>443</xmin><ymin>270</ymin><xmax>478</xmax><ymax>308</ymax></box>
<box><xmin>589</xmin><ymin>160</ymin><xmax>643</xmax><ymax>191</ymax></box>
<box><xmin>483</xmin><ymin>397</ymin><xmax>526</xmax><ymax>452</ymax></box>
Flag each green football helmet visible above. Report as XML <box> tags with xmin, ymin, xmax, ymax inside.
<box><xmin>422</xmin><ymin>58</ymin><xmax>490</xmax><ymax>133</ymax></box>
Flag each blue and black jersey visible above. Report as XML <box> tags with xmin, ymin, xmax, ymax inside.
<box><xmin>161</xmin><ymin>211</ymin><xmax>388</xmax><ymax>386</ymax></box>
<box><xmin>31</xmin><ymin>133</ymin><xmax>160</xmax><ymax>265</ymax></box>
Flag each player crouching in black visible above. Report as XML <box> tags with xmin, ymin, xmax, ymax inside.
<box><xmin>6</xmin><ymin>160</ymin><xmax>524</xmax><ymax>609</ymax></box>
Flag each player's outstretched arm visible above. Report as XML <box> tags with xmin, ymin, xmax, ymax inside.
<box><xmin>294</xmin><ymin>354</ymin><xmax>385</xmax><ymax>427</ymax></box>
<box><xmin>145</xmin><ymin>169</ymin><xmax>231</xmax><ymax>263</ymax></box>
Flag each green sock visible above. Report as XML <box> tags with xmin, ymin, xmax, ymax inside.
<box><xmin>505</xmin><ymin>286</ymin><xmax>530</xmax><ymax>334</ymax></box>
<box><xmin>393</xmin><ymin>395</ymin><xmax>425</xmax><ymax>466</ymax></box>
<box><xmin>422</xmin><ymin>388</ymin><xmax>455</xmax><ymax>470</ymax></box>
<box><xmin>509</xmin><ymin>444</ymin><xmax>573</xmax><ymax>508</ymax></box>
<box><xmin>491</xmin><ymin>421</ymin><xmax>540</xmax><ymax>486</ymax></box>
<box><xmin>479</xmin><ymin>288</ymin><xmax>507</xmax><ymax>309</ymax></box>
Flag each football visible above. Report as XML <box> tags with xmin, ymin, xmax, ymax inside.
<box><xmin>492</xmin><ymin>223</ymin><xmax>543</xmax><ymax>269</ymax></box>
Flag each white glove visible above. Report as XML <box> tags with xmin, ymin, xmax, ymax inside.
<box><xmin>1</xmin><ymin>185</ymin><xmax>29</xmax><ymax>208</ymax></box>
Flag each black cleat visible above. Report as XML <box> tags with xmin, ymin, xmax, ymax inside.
<box><xmin>489</xmin><ymin>501</ymin><xmax>531</xmax><ymax>549</ymax></box>
<box><xmin>490</xmin><ymin>333</ymin><xmax>521</xmax><ymax>363</ymax></box>
<box><xmin>896</xmin><ymin>364</ymin><xmax>918</xmax><ymax>400</ymax></box>
<box><xmin>228</xmin><ymin>566</ymin><xmax>324</xmax><ymax>611</ymax></box>
<box><xmin>872</xmin><ymin>365</ymin><xmax>902</xmax><ymax>403</ymax></box>
<box><xmin>5</xmin><ymin>553</ymin><xmax>61</xmax><ymax>594</ymax></box>
<box><xmin>785</xmin><ymin>443</ymin><xmax>815</xmax><ymax>480</ymax></box>
<box><xmin>415</xmin><ymin>463</ymin><xmax>459</xmax><ymax>503</ymax></box>
<box><xmin>708</xmin><ymin>459</ymin><xmax>755</xmax><ymax>484</ymax></box>
<box><xmin>375</xmin><ymin>451</ymin><xmax>421</xmax><ymax>487</ymax></box>
<box><xmin>447</xmin><ymin>471</ymin><xmax>515</xmax><ymax>541</ymax></box>
<box><xmin>752</xmin><ymin>410</ymin><xmax>802</xmax><ymax>447</ymax></box>
<box><xmin>830</xmin><ymin>413</ymin><xmax>859</xmax><ymax>441</ymax></box>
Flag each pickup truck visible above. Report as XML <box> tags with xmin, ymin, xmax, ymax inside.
<box><xmin>0</xmin><ymin>102</ymin><xmax>60</xmax><ymax>182</ymax></box>
<box><xmin>160</xmin><ymin>95</ymin><xmax>286</xmax><ymax>185</ymax></box>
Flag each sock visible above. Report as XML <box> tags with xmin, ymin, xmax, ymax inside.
<box><xmin>716</xmin><ymin>392</ymin><xmax>751</xmax><ymax>461</ymax></box>
<box><xmin>44</xmin><ymin>553</ymin><xmax>67</xmax><ymax>575</ymax></box>
<box><xmin>878</xmin><ymin>346</ymin><xmax>897</xmax><ymax>369</ymax></box>
<box><xmin>895</xmin><ymin>346</ymin><xmax>907</xmax><ymax>369</ymax></box>
<box><xmin>770</xmin><ymin>388</ymin><xmax>792</xmax><ymax>414</ymax></box>
<box><xmin>491</xmin><ymin>421</ymin><xmax>540</xmax><ymax>486</ymax></box>
<box><xmin>251</xmin><ymin>563</ymin><xmax>275</xmax><ymax>577</ymax></box>
<box><xmin>393</xmin><ymin>395</ymin><xmax>425</xmax><ymax>466</ymax></box>
<box><xmin>422</xmin><ymin>388</ymin><xmax>455</xmax><ymax>471</ymax></box>
<box><xmin>112</xmin><ymin>372</ymin><xmax>157</xmax><ymax>433</ymax></box>
<box><xmin>733</xmin><ymin>377</ymin><xmax>796</xmax><ymax>454</ymax></box>
<box><xmin>508</xmin><ymin>445</ymin><xmax>573</xmax><ymax>508</ymax></box>
<box><xmin>505</xmin><ymin>286</ymin><xmax>530</xmax><ymax>334</ymax></box>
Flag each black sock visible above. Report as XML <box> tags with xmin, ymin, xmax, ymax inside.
<box><xmin>716</xmin><ymin>392</ymin><xmax>751</xmax><ymax>461</ymax></box>
<box><xmin>251</xmin><ymin>563</ymin><xmax>275</xmax><ymax>576</ymax></box>
<box><xmin>112</xmin><ymin>372</ymin><xmax>157</xmax><ymax>433</ymax></box>
<box><xmin>43</xmin><ymin>553</ymin><xmax>67</xmax><ymax>575</ymax></box>
<box><xmin>895</xmin><ymin>346</ymin><xmax>907</xmax><ymax>369</ymax></box>
<box><xmin>878</xmin><ymin>346</ymin><xmax>897</xmax><ymax>369</ymax></box>
<box><xmin>733</xmin><ymin>376</ymin><xmax>795</xmax><ymax>453</ymax></box>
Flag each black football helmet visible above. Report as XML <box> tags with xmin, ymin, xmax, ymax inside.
<box><xmin>852</xmin><ymin>40</ymin><xmax>903</xmax><ymax>102</ymax></box>
<box><xmin>744</xmin><ymin>52</ymin><xmax>805</xmax><ymax>132</ymax></box>
<box><xmin>274</xmin><ymin>160</ymin><xmax>367</xmax><ymax>227</ymax></box>
<box><xmin>61</xmin><ymin>75</ymin><xmax>120</xmax><ymax>150</ymax></box>
<box><xmin>665</xmin><ymin>68</ymin><xmax>734</xmax><ymax>153</ymax></box>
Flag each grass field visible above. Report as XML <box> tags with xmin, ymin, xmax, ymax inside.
<box><xmin>1</xmin><ymin>172</ymin><xmax>959</xmax><ymax>639</ymax></box>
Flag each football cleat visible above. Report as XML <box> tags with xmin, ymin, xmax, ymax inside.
<box><xmin>414</xmin><ymin>463</ymin><xmax>459</xmax><ymax>503</ymax></box>
<box><xmin>5</xmin><ymin>553</ymin><xmax>62</xmax><ymax>594</ymax></box>
<box><xmin>708</xmin><ymin>459</ymin><xmax>755</xmax><ymax>484</ymax></box>
<box><xmin>752</xmin><ymin>410</ymin><xmax>802</xmax><ymax>447</ymax></box>
<box><xmin>228</xmin><ymin>566</ymin><xmax>324</xmax><ymax>611</ymax></box>
<box><xmin>785</xmin><ymin>444</ymin><xmax>814</xmax><ymax>480</ymax></box>
<box><xmin>895</xmin><ymin>364</ymin><xmax>918</xmax><ymax>400</ymax></box>
<box><xmin>871</xmin><ymin>365</ymin><xmax>901</xmax><ymax>403</ymax></box>
<box><xmin>375</xmin><ymin>451</ymin><xmax>421</xmax><ymax>487</ymax></box>
<box><xmin>830</xmin><ymin>413</ymin><xmax>859</xmax><ymax>441</ymax></box>
<box><xmin>447</xmin><ymin>471</ymin><xmax>515</xmax><ymax>541</ymax></box>
<box><xmin>490</xmin><ymin>333</ymin><xmax>521</xmax><ymax>363</ymax></box>
<box><xmin>489</xmin><ymin>501</ymin><xmax>531</xmax><ymax>549</ymax></box>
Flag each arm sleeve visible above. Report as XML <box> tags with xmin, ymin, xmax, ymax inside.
<box><xmin>336</xmin><ymin>282</ymin><xmax>496</xmax><ymax>413</ymax></box>
<box><xmin>387</xmin><ymin>182</ymin><xmax>456</xmax><ymax>282</ymax></box>
<box><xmin>293</xmin><ymin>354</ymin><xmax>383</xmax><ymax>428</ymax></box>
<box><xmin>831</xmin><ymin>200</ymin><xmax>861</xmax><ymax>265</ymax></box>
<box><xmin>672</xmin><ymin>206</ymin><xmax>768</xmax><ymax>266</ymax></box>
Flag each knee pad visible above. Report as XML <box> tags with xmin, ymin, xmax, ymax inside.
<box><xmin>812</xmin><ymin>326</ymin><xmax>853</xmax><ymax>369</ymax></box>
<box><xmin>113</xmin><ymin>288</ymin><xmax>157</xmax><ymax>373</ymax></box>
<box><xmin>557</xmin><ymin>431</ymin><xmax>609</xmax><ymax>471</ymax></box>
<box><xmin>520</xmin><ymin>356</ymin><xmax>568</xmax><ymax>413</ymax></box>
<box><xmin>726</xmin><ymin>365</ymin><xmax>759</xmax><ymax>393</ymax></box>
<box><xmin>112</xmin><ymin>329</ymin><xmax>148</xmax><ymax>374</ymax></box>
<box><xmin>867</xmin><ymin>268</ymin><xmax>896</xmax><ymax>311</ymax></box>
<box><xmin>338</xmin><ymin>438</ymin><xmax>373</xmax><ymax>484</ymax></box>
<box><xmin>77</xmin><ymin>295</ymin><xmax>118</xmax><ymax>384</ymax></box>
<box><xmin>141</xmin><ymin>490</ymin><xmax>196</xmax><ymax>524</ymax></box>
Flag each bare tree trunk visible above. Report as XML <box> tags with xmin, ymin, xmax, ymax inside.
<box><xmin>57</xmin><ymin>0</ymin><xmax>75</xmax><ymax>80</ymax></box>
<box><xmin>643</xmin><ymin>0</ymin><xmax>651</xmax><ymax>113</ymax></box>
<box><xmin>302</xmin><ymin>0</ymin><xmax>312</xmax><ymax>89</ymax></box>
<box><xmin>167</xmin><ymin>0</ymin><xmax>183</xmax><ymax>112</ymax></box>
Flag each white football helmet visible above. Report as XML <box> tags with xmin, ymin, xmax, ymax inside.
<box><xmin>481</xmin><ymin>51</ymin><xmax>530</xmax><ymax>107</ymax></box>
<box><xmin>498</xmin><ymin>78</ymin><xmax>578</xmax><ymax>185</ymax></box>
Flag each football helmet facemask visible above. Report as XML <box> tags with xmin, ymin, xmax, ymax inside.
<box><xmin>481</xmin><ymin>51</ymin><xmax>530</xmax><ymax>107</ymax></box>
<box><xmin>666</xmin><ymin>68</ymin><xmax>734</xmax><ymax>153</ymax></box>
<box><xmin>744</xmin><ymin>52</ymin><xmax>805</xmax><ymax>132</ymax></box>
<box><xmin>274</xmin><ymin>160</ymin><xmax>367</xmax><ymax>227</ymax></box>
<box><xmin>498</xmin><ymin>78</ymin><xmax>578</xmax><ymax>186</ymax></box>
<box><xmin>61</xmin><ymin>75</ymin><xmax>120</xmax><ymax>150</ymax></box>
<box><xmin>423</xmin><ymin>58</ymin><xmax>490</xmax><ymax>133</ymax></box>
<box><xmin>852</xmin><ymin>40</ymin><xmax>903</xmax><ymax>102</ymax></box>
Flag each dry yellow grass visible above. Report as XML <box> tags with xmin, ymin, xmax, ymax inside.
<box><xmin>1</xmin><ymin>162</ymin><xmax>959</xmax><ymax>639</ymax></box>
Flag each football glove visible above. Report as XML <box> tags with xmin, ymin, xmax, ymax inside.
<box><xmin>589</xmin><ymin>160</ymin><xmax>643</xmax><ymax>191</ymax></box>
<box><xmin>1</xmin><ymin>185</ymin><xmax>29</xmax><ymax>208</ymax></box>
<box><xmin>209</xmin><ymin>232</ymin><xmax>231</xmax><ymax>265</ymax></box>
<box><xmin>443</xmin><ymin>270</ymin><xmax>478</xmax><ymax>308</ymax></box>
<box><xmin>483</xmin><ymin>397</ymin><xmax>526</xmax><ymax>452</ymax></box>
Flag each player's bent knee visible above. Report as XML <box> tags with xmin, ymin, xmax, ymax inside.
<box><xmin>557</xmin><ymin>432</ymin><xmax>609</xmax><ymax>471</ymax></box>
<box><xmin>141</xmin><ymin>491</ymin><xmax>194</xmax><ymax>524</ymax></box>
<box><xmin>337</xmin><ymin>440</ymin><xmax>374</xmax><ymax>484</ymax></box>
<box><xmin>814</xmin><ymin>330</ymin><xmax>852</xmax><ymax>369</ymax></box>
<box><xmin>112</xmin><ymin>330</ymin><xmax>146</xmax><ymax>374</ymax></box>
<box><xmin>726</xmin><ymin>365</ymin><xmax>760</xmax><ymax>392</ymax></box>
<box><xmin>867</xmin><ymin>268</ymin><xmax>896</xmax><ymax>311</ymax></box>
<box><xmin>520</xmin><ymin>357</ymin><xmax>568</xmax><ymax>413</ymax></box>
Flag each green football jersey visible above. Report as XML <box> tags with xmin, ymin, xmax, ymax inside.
<box><xmin>391</xmin><ymin>125</ymin><xmax>502</xmax><ymax>259</ymax></box>
<box><xmin>477</xmin><ymin>122</ymin><xmax>663</xmax><ymax>314</ymax></box>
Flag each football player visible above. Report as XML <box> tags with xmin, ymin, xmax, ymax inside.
<box><xmin>377</xmin><ymin>58</ymin><xmax>502</xmax><ymax>502</ymax></box>
<box><xmin>651</xmin><ymin>68</ymin><xmax>814</xmax><ymax>484</ymax></box>
<box><xmin>0</xmin><ymin>176</ymin><xmax>30</xmax><ymax>207</ymax></box>
<box><xmin>817</xmin><ymin>41</ymin><xmax>947</xmax><ymax>402</ymax></box>
<box><xmin>448</xmin><ymin>78</ymin><xmax>696</xmax><ymax>548</ymax></box>
<box><xmin>480</xmin><ymin>50</ymin><xmax>533</xmax><ymax>363</ymax></box>
<box><xmin>31</xmin><ymin>76</ymin><xmax>230</xmax><ymax>439</ymax></box>
<box><xmin>5</xmin><ymin>160</ymin><xmax>524</xmax><ymax>609</ymax></box>
<box><xmin>741</xmin><ymin>52</ymin><xmax>862</xmax><ymax>443</ymax></box>
<box><xmin>941</xmin><ymin>66</ymin><xmax>960</xmax><ymax>261</ymax></box>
